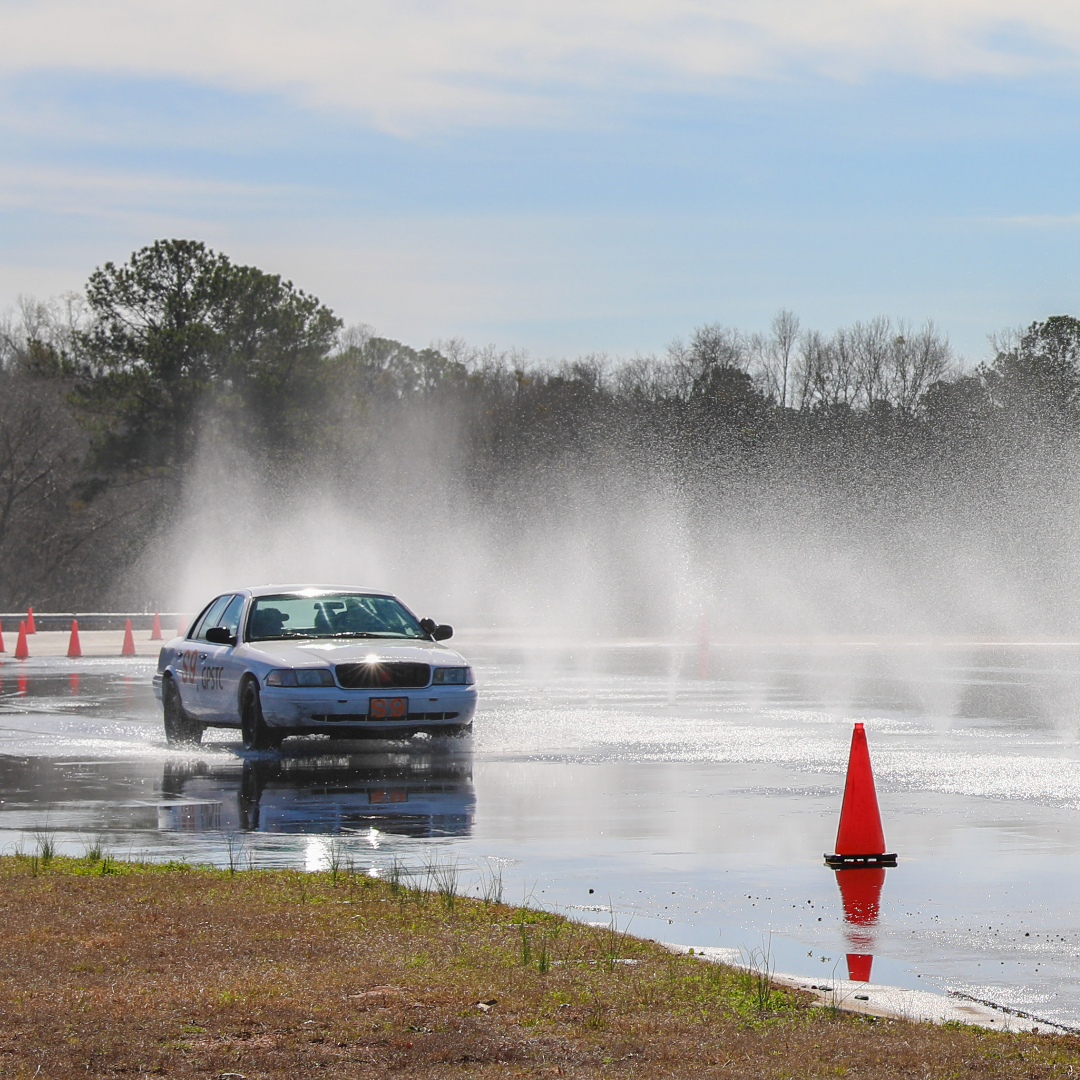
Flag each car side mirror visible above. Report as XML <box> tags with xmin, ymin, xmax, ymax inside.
<box><xmin>433</xmin><ymin>624</ymin><xmax>453</xmax><ymax>641</ymax></box>
<box><xmin>205</xmin><ymin>626</ymin><xmax>237</xmax><ymax>647</ymax></box>
<box><xmin>419</xmin><ymin>618</ymin><xmax>436</xmax><ymax>636</ymax></box>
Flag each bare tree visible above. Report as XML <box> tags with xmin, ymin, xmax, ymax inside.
<box><xmin>888</xmin><ymin>320</ymin><xmax>953</xmax><ymax>411</ymax></box>
<box><xmin>754</xmin><ymin>310</ymin><xmax>801</xmax><ymax>408</ymax></box>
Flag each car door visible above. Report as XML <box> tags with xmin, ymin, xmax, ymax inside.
<box><xmin>183</xmin><ymin>594</ymin><xmax>233</xmax><ymax>719</ymax></box>
<box><xmin>212</xmin><ymin>594</ymin><xmax>248</xmax><ymax>725</ymax></box>
<box><xmin>197</xmin><ymin>593</ymin><xmax>245</xmax><ymax>723</ymax></box>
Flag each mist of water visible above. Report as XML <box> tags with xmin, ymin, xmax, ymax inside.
<box><xmin>136</xmin><ymin>409</ymin><xmax>1080</xmax><ymax>650</ymax></box>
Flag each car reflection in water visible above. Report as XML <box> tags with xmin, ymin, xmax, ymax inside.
<box><xmin>159</xmin><ymin>750</ymin><xmax>475</xmax><ymax>838</ymax></box>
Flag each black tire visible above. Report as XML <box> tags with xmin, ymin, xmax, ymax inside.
<box><xmin>163</xmin><ymin>678</ymin><xmax>203</xmax><ymax>746</ymax></box>
<box><xmin>444</xmin><ymin>723</ymin><xmax>473</xmax><ymax>738</ymax></box>
<box><xmin>240</xmin><ymin>678</ymin><xmax>281</xmax><ymax>751</ymax></box>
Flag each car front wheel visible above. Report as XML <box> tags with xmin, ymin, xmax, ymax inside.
<box><xmin>163</xmin><ymin>678</ymin><xmax>203</xmax><ymax>745</ymax></box>
<box><xmin>240</xmin><ymin>678</ymin><xmax>281</xmax><ymax>752</ymax></box>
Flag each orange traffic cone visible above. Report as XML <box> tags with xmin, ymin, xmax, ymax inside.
<box><xmin>26</xmin><ymin>607</ymin><xmax>36</xmax><ymax>634</ymax></box>
<box><xmin>15</xmin><ymin>620</ymin><xmax>29</xmax><ymax>659</ymax></box>
<box><xmin>121</xmin><ymin>618</ymin><xmax>136</xmax><ymax>656</ymax></box>
<box><xmin>0</xmin><ymin>618</ymin><xmax>5</xmax><ymax>653</ymax></box>
<box><xmin>825</xmin><ymin>723</ymin><xmax>896</xmax><ymax>868</ymax></box>
<box><xmin>176</xmin><ymin>617</ymin><xmax>187</xmax><ymax>638</ymax></box>
<box><xmin>67</xmin><ymin>619</ymin><xmax>82</xmax><ymax>658</ymax></box>
<box><xmin>835</xmin><ymin>867</ymin><xmax>886</xmax><ymax>982</ymax></box>
<box><xmin>150</xmin><ymin>612</ymin><xmax>163</xmax><ymax>640</ymax></box>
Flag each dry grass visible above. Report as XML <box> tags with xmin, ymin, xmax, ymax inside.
<box><xmin>1</xmin><ymin>854</ymin><xmax>1078</xmax><ymax>1078</ymax></box>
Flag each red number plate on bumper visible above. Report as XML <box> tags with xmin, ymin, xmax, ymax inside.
<box><xmin>368</xmin><ymin>697</ymin><xmax>408</xmax><ymax>720</ymax></box>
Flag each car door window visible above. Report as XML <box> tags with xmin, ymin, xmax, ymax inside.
<box><xmin>191</xmin><ymin>595</ymin><xmax>233</xmax><ymax>641</ymax></box>
<box><xmin>185</xmin><ymin>600</ymin><xmax>216</xmax><ymax>640</ymax></box>
<box><xmin>218</xmin><ymin>595</ymin><xmax>245</xmax><ymax>640</ymax></box>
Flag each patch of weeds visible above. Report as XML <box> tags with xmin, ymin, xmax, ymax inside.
<box><xmin>519</xmin><ymin>921</ymin><xmax>533</xmax><ymax>967</ymax></box>
<box><xmin>323</xmin><ymin>836</ymin><xmax>353</xmax><ymax>886</ymax></box>
<box><xmin>428</xmin><ymin>855</ymin><xmax>459</xmax><ymax>911</ymax></box>
<box><xmin>479</xmin><ymin>859</ymin><xmax>504</xmax><ymax>905</ymax></box>
<box><xmin>293</xmin><ymin>871</ymin><xmax>308</xmax><ymax>903</ymax></box>
<box><xmin>728</xmin><ymin>940</ymin><xmax>789</xmax><ymax>1020</ymax></box>
<box><xmin>387</xmin><ymin>857</ymin><xmax>404</xmax><ymax>898</ymax></box>
<box><xmin>223</xmin><ymin>833</ymin><xmax>245</xmax><ymax>876</ymax></box>
<box><xmin>536</xmin><ymin>931</ymin><xmax>551</xmax><ymax>974</ymax></box>
<box><xmin>34</xmin><ymin>830</ymin><xmax>56</xmax><ymax>867</ymax></box>
<box><xmin>598</xmin><ymin>902</ymin><xmax>633</xmax><ymax>972</ymax></box>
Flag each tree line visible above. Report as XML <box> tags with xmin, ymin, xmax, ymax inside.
<box><xmin>2</xmin><ymin>237</ymin><xmax>1079</xmax><ymax>609</ymax></box>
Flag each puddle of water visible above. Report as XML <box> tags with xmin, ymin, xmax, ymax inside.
<box><xmin>3</xmin><ymin>639</ymin><xmax>1080</xmax><ymax>1026</ymax></box>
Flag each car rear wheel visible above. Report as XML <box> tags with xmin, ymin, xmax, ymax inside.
<box><xmin>240</xmin><ymin>678</ymin><xmax>281</xmax><ymax>751</ymax></box>
<box><xmin>163</xmin><ymin>678</ymin><xmax>203</xmax><ymax>745</ymax></box>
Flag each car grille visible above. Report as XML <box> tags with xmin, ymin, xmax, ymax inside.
<box><xmin>335</xmin><ymin>662</ymin><xmax>431</xmax><ymax>689</ymax></box>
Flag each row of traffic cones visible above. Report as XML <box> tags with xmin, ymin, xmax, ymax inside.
<box><xmin>0</xmin><ymin>616</ymin><xmax>155</xmax><ymax>657</ymax></box>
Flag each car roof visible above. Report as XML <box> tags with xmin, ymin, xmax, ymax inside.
<box><xmin>234</xmin><ymin>585</ymin><xmax>397</xmax><ymax>599</ymax></box>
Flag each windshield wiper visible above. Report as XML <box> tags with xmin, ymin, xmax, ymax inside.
<box><xmin>327</xmin><ymin>631</ymin><xmax>418</xmax><ymax>639</ymax></box>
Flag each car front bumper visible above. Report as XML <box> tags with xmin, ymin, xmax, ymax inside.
<box><xmin>259</xmin><ymin>684</ymin><xmax>477</xmax><ymax>733</ymax></box>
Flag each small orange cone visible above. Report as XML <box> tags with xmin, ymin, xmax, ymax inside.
<box><xmin>121</xmin><ymin>618</ymin><xmax>136</xmax><ymax>656</ymax></box>
<box><xmin>67</xmin><ymin>619</ymin><xmax>82</xmax><ymax>658</ymax></box>
<box><xmin>0</xmin><ymin>618</ymin><xmax>5</xmax><ymax>653</ymax></box>
<box><xmin>26</xmin><ymin>607</ymin><xmax>36</xmax><ymax>634</ymax></box>
<box><xmin>176</xmin><ymin>617</ymin><xmax>187</xmax><ymax>638</ymax></box>
<box><xmin>150</xmin><ymin>612</ymin><xmax>163</xmax><ymax>640</ymax></box>
<box><xmin>15</xmin><ymin>620</ymin><xmax>29</xmax><ymax>659</ymax></box>
<box><xmin>825</xmin><ymin>723</ymin><xmax>896</xmax><ymax>867</ymax></box>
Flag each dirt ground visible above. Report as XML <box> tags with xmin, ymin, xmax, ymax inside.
<box><xmin>1</xmin><ymin>856</ymin><xmax>1078</xmax><ymax>1078</ymax></box>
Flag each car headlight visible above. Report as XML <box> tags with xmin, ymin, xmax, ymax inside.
<box><xmin>266</xmin><ymin>668</ymin><xmax>335</xmax><ymax>687</ymax></box>
<box><xmin>432</xmin><ymin>666</ymin><xmax>474</xmax><ymax>685</ymax></box>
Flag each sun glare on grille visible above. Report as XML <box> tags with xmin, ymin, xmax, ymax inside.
<box><xmin>335</xmin><ymin>662</ymin><xmax>432</xmax><ymax>689</ymax></box>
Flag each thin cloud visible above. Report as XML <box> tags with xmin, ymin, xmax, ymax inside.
<box><xmin>0</xmin><ymin>162</ymin><xmax>301</xmax><ymax>215</ymax></box>
<box><xmin>993</xmin><ymin>213</ymin><xmax>1080</xmax><ymax>225</ymax></box>
<box><xmin>1</xmin><ymin>1</ymin><xmax>1079</xmax><ymax>131</ymax></box>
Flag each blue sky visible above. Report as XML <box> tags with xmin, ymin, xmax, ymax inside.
<box><xmin>1</xmin><ymin>1</ymin><xmax>1079</xmax><ymax>361</ymax></box>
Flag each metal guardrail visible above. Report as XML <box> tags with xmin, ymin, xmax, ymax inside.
<box><xmin>0</xmin><ymin>613</ymin><xmax>185</xmax><ymax>632</ymax></box>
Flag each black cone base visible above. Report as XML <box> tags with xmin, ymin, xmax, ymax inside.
<box><xmin>824</xmin><ymin>853</ymin><xmax>897</xmax><ymax>868</ymax></box>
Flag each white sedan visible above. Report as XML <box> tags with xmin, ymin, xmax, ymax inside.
<box><xmin>152</xmin><ymin>586</ymin><xmax>477</xmax><ymax>749</ymax></box>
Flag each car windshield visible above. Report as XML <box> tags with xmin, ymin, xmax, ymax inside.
<box><xmin>246</xmin><ymin>593</ymin><xmax>425</xmax><ymax>642</ymax></box>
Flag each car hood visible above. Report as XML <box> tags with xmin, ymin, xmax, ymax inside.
<box><xmin>238</xmin><ymin>638</ymin><xmax>467</xmax><ymax>668</ymax></box>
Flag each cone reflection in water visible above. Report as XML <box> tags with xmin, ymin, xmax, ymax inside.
<box><xmin>0</xmin><ymin>618</ymin><xmax>5</xmax><ymax>653</ymax></box>
<box><xmin>835</xmin><ymin>867</ymin><xmax>886</xmax><ymax>982</ymax></box>
<box><xmin>17</xmin><ymin>673</ymin><xmax>27</xmax><ymax>696</ymax></box>
<box><xmin>69</xmin><ymin>672</ymin><xmax>81</xmax><ymax>694</ymax></box>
